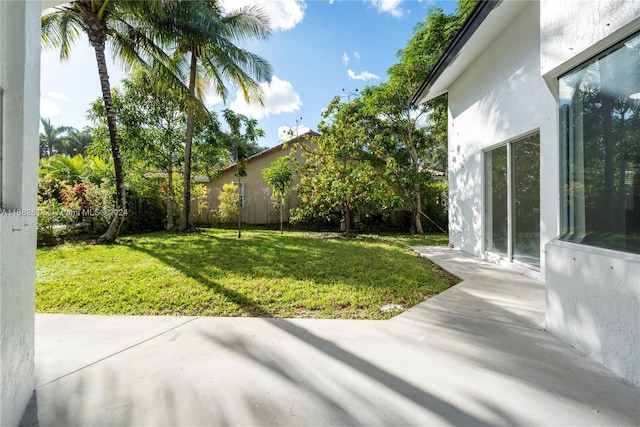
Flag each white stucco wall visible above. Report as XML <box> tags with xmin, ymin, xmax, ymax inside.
<box><xmin>540</xmin><ymin>0</ymin><xmax>640</xmax><ymax>83</ymax></box>
<box><xmin>546</xmin><ymin>242</ymin><xmax>640</xmax><ymax>385</ymax></box>
<box><xmin>539</xmin><ymin>0</ymin><xmax>640</xmax><ymax>386</ymax></box>
<box><xmin>447</xmin><ymin>1</ymin><xmax>557</xmax><ymax>278</ymax></box>
<box><xmin>0</xmin><ymin>0</ymin><xmax>40</xmax><ymax>425</ymax></box>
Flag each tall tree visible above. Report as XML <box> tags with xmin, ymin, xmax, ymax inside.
<box><xmin>88</xmin><ymin>71</ymin><xmax>227</xmax><ymax>230</ymax></box>
<box><xmin>361</xmin><ymin>83</ymin><xmax>431</xmax><ymax>234</ymax></box>
<box><xmin>64</xmin><ymin>128</ymin><xmax>94</xmax><ymax>157</ymax></box>
<box><xmin>362</xmin><ymin>1</ymin><xmax>475</xmax><ymax>233</ymax></box>
<box><xmin>39</xmin><ymin>118</ymin><xmax>73</xmax><ymax>158</ymax></box>
<box><xmin>41</xmin><ymin>0</ymin><xmax>189</xmax><ymax>242</ymax></box>
<box><xmin>152</xmin><ymin>1</ymin><xmax>273</xmax><ymax>232</ymax></box>
<box><xmin>109</xmin><ymin>69</ymin><xmax>187</xmax><ymax>230</ymax></box>
<box><xmin>221</xmin><ymin>109</ymin><xmax>264</xmax><ymax>238</ymax></box>
<box><xmin>292</xmin><ymin>96</ymin><xmax>400</xmax><ymax>235</ymax></box>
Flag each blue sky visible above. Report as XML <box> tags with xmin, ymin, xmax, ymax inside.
<box><xmin>40</xmin><ymin>0</ymin><xmax>459</xmax><ymax>148</ymax></box>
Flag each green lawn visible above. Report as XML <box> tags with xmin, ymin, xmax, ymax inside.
<box><xmin>36</xmin><ymin>229</ymin><xmax>456</xmax><ymax>319</ymax></box>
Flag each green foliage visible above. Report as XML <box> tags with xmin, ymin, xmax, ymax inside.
<box><xmin>387</xmin><ymin>1</ymin><xmax>475</xmax><ymax>173</ymax></box>
<box><xmin>328</xmin><ymin>0</ymin><xmax>474</xmax><ymax>234</ymax></box>
<box><xmin>36</xmin><ymin>229</ymin><xmax>456</xmax><ymax>319</ymax></box>
<box><xmin>87</xmin><ymin>71</ymin><xmax>227</xmax><ymax>231</ymax></box>
<box><xmin>217</xmin><ymin>182</ymin><xmax>240</xmax><ymax>224</ymax></box>
<box><xmin>262</xmin><ymin>157</ymin><xmax>294</xmax><ymax>200</ymax></box>
<box><xmin>42</xmin><ymin>0</ymin><xmax>233</xmax><ymax>241</ymax></box>
<box><xmin>421</xmin><ymin>181</ymin><xmax>449</xmax><ymax>232</ymax></box>
<box><xmin>37</xmin><ymin>197</ymin><xmax>60</xmax><ymax>244</ymax></box>
<box><xmin>292</xmin><ymin>97</ymin><xmax>401</xmax><ymax>234</ymax></box>
<box><xmin>37</xmin><ymin>177</ymin><xmax>117</xmax><ymax>244</ymax></box>
<box><xmin>83</xmin><ymin>180</ymin><xmax>116</xmax><ymax>232</ymax></box>
<box><xmin>123</xmin><ymin>175</ymin><xmax>166</xmax><ymax>233</ymax></box>
<box><xmin>40</xmin><ymin>122</ymin><xmax>93</xmax><ymax>158</ymax></box>
<box><xmin>221</xmin><ymin>109</ymin><xmax>265</xmax><ymax>178</ymax></box>
<box><xmin>145</xmin><ymin>1</ymin><xmax>273</xmax><ymax>231</ymax></box>
<box><xmin>262</xmin><ymin>157</ymin><xmax>294</xmax><ymax>233</ymax></box>
<box><xmin>192</xmin><ymin>183</ymin><xmax>212</xmax><ymax>225</ymax></box>
<box><xmin>38</xmin><ymin>154</ymin><xmax>113</xmax><ymax>201</ymax></box>
<box><xmin>36</xmin><ymin>152</ymin><xmax>172</xmax><ymax>242</ymax></box>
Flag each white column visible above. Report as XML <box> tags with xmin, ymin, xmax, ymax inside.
<box><xmin>0</xmin><ymin>0</ymin><xmax>40</xmax><ymax>425</ymax></box>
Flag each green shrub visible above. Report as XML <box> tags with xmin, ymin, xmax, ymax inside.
<box><xmin>421</xmin><ymin>181</ymin><xmax>448</xmax><ymax>232</ymax></box>
<box><xmin>217</xmin><ymin>182</ymin><xmax>239</xmax><ymax>224</ymax></box>
<box><xmin>37</xmin><ymin>197</ymin><xmax>60</xmax><ymax>245</ymax></box>
<box><xmin>123</xmin><ymin>175</ymin><xmax>166</xmax><ymax>233</ymax></box>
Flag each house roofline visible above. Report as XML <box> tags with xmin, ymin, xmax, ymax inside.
<box><xmin>411</xmin><ymin>0</ymin><xmax>501</xmax><ymax>105</ymax></box>
<box><xmin>217</xmin><ymin>130</ymin><xmax>319</xmax><ymax>175</ymax></box>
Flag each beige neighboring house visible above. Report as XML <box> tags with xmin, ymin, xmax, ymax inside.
<box><xmin>192</xmin><ymin>130</ymin><xmax>318</xmax><ymax>225</ymax></box>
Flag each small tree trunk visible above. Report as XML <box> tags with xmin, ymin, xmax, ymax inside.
<box><xmin>94</xmin><ymin>41</ymin><xmax>126</xmax><ymax>243</ymax></box>
<box><xmin>409</xmin><ymin>144</ymin><xmax>424</xmax><ymax>235</ymax></box>
<box><xmin>344</xmin><ymin>205</ymin><xmax>351</xmax><ymax>235</ymax></box>
<box><xmin>414</xmin><ymin>187</ymin><xmax>424</xmax><ymax>234</ymax></box>
<box><xmin>179</xmin><ymin>52</ymin><xmax>198</xmax><ymax>232</ymax></box>
<box><xmin>237</xmin><ymin>179</ymin><xmax>242</xmax><ymax>238</ymax></box>
<box><xmin>280</xmin><ymin>198</ymin><xmax>284</xmax><ymax>234</ymax></box>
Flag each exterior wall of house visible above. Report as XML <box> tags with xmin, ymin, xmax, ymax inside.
<box><xmin>447</xmin><ymin>1</ymin><xmax>556</xmax><ymax>278</ymax></box>
<box><xmin>193</xmin><ymin>144</ymin><xmax>299</xmax><ymax>225</ymax></box>
<box><xmin>540</xmin><ymin>0</ymin><xmax>640</xmax><ymax>386</ymax></box>
<box><xmin>0</xmin><ymin>1</ymin><xmax>40</xmax><ymax>424</ymax></box>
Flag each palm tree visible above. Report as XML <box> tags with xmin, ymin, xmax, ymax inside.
<box><xmin>39</xmin><ymin>118</ymin><xmax>73</xmax><ymax>158</ymax></box>
<box><xmin>155</xmin><ymin>1</ymin><xmax>273</xmax><ymax>231</ymax></box>
<box><xmin>63</xmin><ymin>128</ymin><xmax>94</xmax><ymax>156</ymax></box>
<box><xmin>41</xmin><ymin>0</ymin><xmax>185</xmax><ymax>242</ymax></box>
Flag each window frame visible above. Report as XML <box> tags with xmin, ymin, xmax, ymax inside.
<box><xmin>484</xmin><ymin>131</ymin><xmax>541</xmax><ymax>268</ymax></box>
<box><xmin>558</xmin><ymin>31</ymin><xmax>640</xmax><ymax>254</ymax></box>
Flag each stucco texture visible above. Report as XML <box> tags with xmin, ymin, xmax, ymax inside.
<box><xmin>0</xmin><ymin>1</ymin><xmax>40</xmax><ymax>425</ymax></box>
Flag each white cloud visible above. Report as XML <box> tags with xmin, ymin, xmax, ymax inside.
<box><xmin>221</xmin><ymin>0</ymin><xmax>305</xmax><ymax>31</ymax></box>
<box><xmin>40</xmin><ymin>91</ymin><xmax>73</xmax><ymax>119</ymax></box>
<box><xmin>40</xmin><ymin>99</ymin><xmax>62</xmax><ymax>117</ymax></box>
<box><xmin>48</xmin><ymin>91</ymin><xmax>71</xmax><ymax>102</ymax></box>
<box><xmin>205</xmin><ymin>93</ymin><xmax>224</xmax><ymax>107</ymax></box>
<box><xmin>347</xmin><ymin>69</ymin><xmax>380</xmax><ymax>81</ymax></box>
<box><xmin>278</xmin><ymin>124</ymin><xmax>311</xmax><ymax>141</ymax></box>
<box><xmin>230</xmin><ymin>75</ymin><xmax>302</xmax><ymax>120</ymax></box>
<box><xmin>342</xmin><ymin>53</ymin><xmax>350</xmax><ymax>66</ymax></box>
<box><xmin>353</xmin><ymin>51</ymin><xmax>361</xmax><ymax>59</ymax></box>
<box><xmin>367</xmin><ymin>0</ymin><xmax>404</xmax><ymax>18</ymax></box>
<box><xmin>329</xmin><ymin>0</ymin><xmax>334</xmax><ymax>4</ymax></box>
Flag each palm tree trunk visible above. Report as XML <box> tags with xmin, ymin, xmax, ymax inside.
<box><xmin>179</xmin><ymin>51</ymin><xmax>198</xmax><ymax>232</ymax></box>
<box><xmin>94</xmin><ymin>41</ymin><xmax>126</xmax><ymax>243</ymax></box>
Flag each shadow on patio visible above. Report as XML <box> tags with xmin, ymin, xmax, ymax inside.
<box><xmin>29</xmin><ymin>247</ymin><xmax>640</xmax><ymax>426</ymax></box>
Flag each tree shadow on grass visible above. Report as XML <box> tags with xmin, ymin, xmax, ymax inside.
<box><xmin>126</xmin><ymin>231</ymin><xmax>457</xmax><ymax>318</ymax></box>
<box><xmin>128</xmin><ymin>236</ymin><xmax>272</xmax><ymax>317</ymax></box>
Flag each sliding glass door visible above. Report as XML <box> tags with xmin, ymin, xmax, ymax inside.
<box><xmin>485</xmin><ymin>134</ymin><xmax>540</xmax><ymax>267</ymax></box>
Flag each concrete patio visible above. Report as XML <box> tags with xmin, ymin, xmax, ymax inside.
<box><xmin>29</xmin><ymin>247</ymin><xmax>639</xmax><ymax>426</ymax></box>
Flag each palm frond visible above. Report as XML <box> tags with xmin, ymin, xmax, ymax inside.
<box><xmin>41</xmin><ymin>10</ymin><xmax>83</xmax><ymax>59</ymax></box>
<box><xmin>221</xmin><ymin>5</ymin><xmax>272</xmax><ymax>43</ymax></box>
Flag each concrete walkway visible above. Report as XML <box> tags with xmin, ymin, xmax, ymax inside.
<box><xmin>30</xmin><ymin>247</ymin><xmax>639</xmax><ymax>426</ymax></box>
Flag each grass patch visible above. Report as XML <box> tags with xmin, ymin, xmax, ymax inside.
<box><xmin>36</xmin><ymin>229</ymin><xmax>457</xmax><ymax>319</ymax></box>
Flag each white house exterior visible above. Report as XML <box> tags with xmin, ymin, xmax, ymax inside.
<box><xmin>413</xmin><ymin>0</ymin><xmax>640</xmax><ymax>386</ymax></box>
<box><xmin>0</xmin><ymin>1</ymin><xmax>41</xmax><ymax>425</ymax></box>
